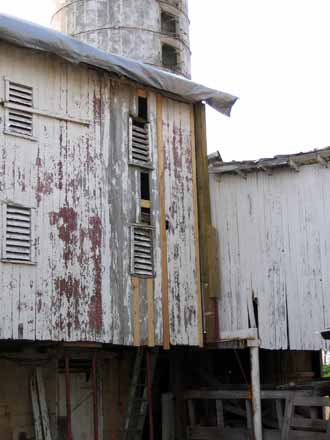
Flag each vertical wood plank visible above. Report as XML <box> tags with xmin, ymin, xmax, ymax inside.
<box><xmin>245</xmin><ymin>400</ymin><xmax>253</xmax><ymax>431</ymax></box>
<box><xmin>281</xmin><ymin>394</ymin><xmax>294</xmax><ymax>440</ymax></box>
<box><xmin>30</xmin><ymin>371</ymin><xmax>43</xmax><ymax>440</ymax></box>
<box><xmin>250</xmin><ymin>345</ymin><xmax>263</xmax><ymax>440</ymax></box>
<box><xmin>187</xmin><ymin>400</ymin><xmax>196</xmax><ymax>426</ymax></box>
<box><xmin>276</xmin><ymin>400</ymin><xmax>284</xmax><ymax>430</ymax></box>
<box><xmin>36</xmin><ymin>368</ymin><xmax>52</xmax><ymax>440</ymax></box>
<box><xmin>216</xmin><ymin>400</ymin><xmax>225</xmax><ymax>432</ymax></box>
<box><xmin>156</xmin><ymin>95</ymin><xmax>170</xmax><ymax>350</ymax></box>
<box><xmin>132</xmin><ymin>276</ymin><xmax>141</xmax><ymax>346</ymax></box>
<box><xmin>147</xmin><ymin>278</ymin><xmax>155</xmax><ymax>347</ymax></box>
<box><xmin>190</xmin><ymin>110</ymin><xmax>203</xmax><ymax>348</ymax></box>
<box><xmin>194</xmin><ymin>103</ymin><xmax>216</xmax><ymax>342</ymax></box>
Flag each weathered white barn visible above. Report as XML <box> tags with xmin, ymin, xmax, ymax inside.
<box><xmin>0</xmin><ymin>7</ymin><xmax>237</xmax><ymax>440</ymax></box>
<box><xmin>209</xmin><ymin>148</ymin><xmax>330</xmax><ymax>351</ymax></box>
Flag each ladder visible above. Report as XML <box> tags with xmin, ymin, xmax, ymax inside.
<box><xmin>123</xmin><ymin>348</ymin><xmax>158</xmax><ymax>440</ymax></box>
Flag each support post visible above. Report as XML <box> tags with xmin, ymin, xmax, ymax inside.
<box><xmin>92</xmin><ymin>354</ymin><xmax>99</xmax><ymax>440</ymax></box>
<box><xmin>146</xmin><ymin>350</ymin><xmax>154</xmax><ymax>440</ymax></box>
<box><xmin>65</xmin><ymin>356</ymin><xmax>72</xmax><ymax>440</ymax></box>
<box><xmin>249</xmin><ymin>344</ymin><xmax>263</xmax><ymax>440</ymax></box>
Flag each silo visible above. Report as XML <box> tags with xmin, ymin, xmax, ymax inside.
<box><xmin>51</xmin><ymin>0</ymin><xmax>191</xmax><ymax>78</ymax></box>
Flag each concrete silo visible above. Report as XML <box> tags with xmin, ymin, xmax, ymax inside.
<box><xmin>51</xmin><ymin>0</ymin><xmax>191</xmax><ymax>78</ymax></box>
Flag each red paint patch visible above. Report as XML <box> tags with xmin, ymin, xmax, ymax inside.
<box><xmin>54</xmin><ymin>275</ymin><xmax>82</xmax><ymax>335</ymax></box>
<box><xmin>49</xmin><ymin>207</ymin><xmax>78</xmax><ymax>268</ymax></box>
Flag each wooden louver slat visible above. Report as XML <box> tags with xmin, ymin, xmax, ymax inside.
<box><xmin>132</xmin><ymin>226</ymin><xmax>153</xmax><ymax>277</ymax></box>
<box><xmin>5</xmin><ymin>205</ymin><xmax>32</xmax><ymax>262</ymax></box>
<box><xmin>129</xmin><ymin>117</ymin><xmax>151</xmax><ymax>166</ymax></box>
<box><xmin>9</xmin><ymin>82</ymin><xmax>33</xmax><ymax>108</ymax></box>
<box><xmin>8</xmin><ymin>109</ymin><xmax>33</xmax><ymax>136</ymax></box>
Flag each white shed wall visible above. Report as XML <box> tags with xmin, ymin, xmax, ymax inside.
<box><xmin>210</xmin><ymin>164</ymin><xmax>330</xmax><ymax>350</ymax></box>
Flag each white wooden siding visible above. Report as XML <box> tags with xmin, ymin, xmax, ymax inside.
<box><xmin>163</xmin><ymin>98</ymin><xmax>200</xmax><ymax>345</ymax></box>
<box><xmin>210</xmin><ymin>165</ymin><xmax>330</xmax><ymax>350</ymax></box>
<box><xmin>0</xmin><ymin>42</ymin><xmax>200</xmax><ymax>346</ymax></box>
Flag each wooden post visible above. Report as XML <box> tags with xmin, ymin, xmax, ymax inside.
<box><xmin>162</xmin><ymin>393</ymin><xmax>175</xmax><ymax>440</ymax></box>
<box><xmin>146</xmin><ymin>350</ymin><xmax>154</xmax><ymax>440</ymax></box>
<box><xmin>65</xmin><ymin>356</ymin><xmax>72</xmax><ymax>440</ymax></box>
<box><xmin>194</xmin><ymin>103</ymin><xmax>218</xmax><ymax>343</ymax></box>
<box><xmin>249</xmin><ymin>345</ymin><xmax>263</xmax><ymax>440</ymax></box>
<box><xmin>156</xmin><ymin>95</ymin><xmax>170</xmax><ymax>350</ymax></box>
<box><xmin>92</xmin><ymin>354</ymin><xmax>99</xmax><ymax>440</ymax></box>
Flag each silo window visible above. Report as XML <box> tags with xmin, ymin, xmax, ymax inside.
<box><xmin>161</xmin><ymin>11</ymin><xmax>178</xmax><ymax>36</ymax></box>
<box><xmin>162</xmin><ymin>44</ymin><xmax>179</xmax><ymax>71</ymax></box>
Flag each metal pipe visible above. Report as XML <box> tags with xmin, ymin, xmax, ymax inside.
<box><xmin>146</xmin><ymin>350</ymin><xmax>154</xmax><ymax>440</ymax></box>
<box><xmin>250</xmin><ymin>345</ymin><xmax>263</xmax><ymax>440</ymax></box>
<box><xmin>65</xmin><ymin>355</ymin><xmax>72</xmax><ymax>440</ymax></box>
<box><xmin>92</xmin><ymin>354</ymin><xmax>99</xmax><ymax>440</ymax></box>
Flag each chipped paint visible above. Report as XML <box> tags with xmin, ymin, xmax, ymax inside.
<box><xmin>0</xmin><ymin>42</ymin><xmax>201</xmax><ymax>346</ymax></box>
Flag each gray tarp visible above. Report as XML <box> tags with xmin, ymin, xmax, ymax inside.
<box><xmin>0</xmin><ymin>14</ymin><xmax>238</xmax><ymax>116</ymax></box>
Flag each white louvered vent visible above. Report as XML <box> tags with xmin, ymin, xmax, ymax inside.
<box><xmin>129</xmin><ymin>118</ymin><xmax>151</xmax><ymax>166</ymax></box>
<box><xmin>131</xmin><ymin>226</ymin><xmax>154</xmax><ymax>277</ymax></box>
<box><xmin>5</xmin><ymin>80</ymin><xmax>34</xmax><ymax>138</ymax></box>
<box><xmin>5</xmin><ymin>205</ymin><xmax>32</xmax><ymax>262</ymax></box>
<box><xmin>8</xmin><ymin>82</ymin><xmax>33</xmax><ymax>108</ymax></box>
<box><xmin>7</xmin><ymin>109</ymin><xmax>33</xmax><ymax>136</ymax></box>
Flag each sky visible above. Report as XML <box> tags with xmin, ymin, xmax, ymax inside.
<box><xmin>1</xmin><ymin>0</ymin><xmax>330</xmax><ymax>161</ymax></box>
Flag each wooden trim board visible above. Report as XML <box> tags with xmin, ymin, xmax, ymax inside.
<box><xmin>190</xmin><ymin>109</ymin><xmax>204</xmax><ymax>348</ymax></box>
<box><xmin>156</xmin><ymin>95</ymin><xmax>170</xmax><ymax>350</ymax></box>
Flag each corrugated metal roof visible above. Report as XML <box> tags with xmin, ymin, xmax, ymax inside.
<box><xmin>0</xmin><ymin>13</ymin><xmax>238</xmax><ymax>116</ymax></box>
<box><xmin>209</xmin><ymin>147</ymin><xmax>330</xmax><ymax>175</ymax></box>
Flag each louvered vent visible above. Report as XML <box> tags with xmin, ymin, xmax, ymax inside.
<box><xmin>8</xmin><ymin>82</ymin><xmax>33</xmax><ymax>108</ymax></box>
<box><xmin>129</xmin><ymin>118</ymin><xmax>151</xmax><ymax>166</ymax></box>
<box><xmin>5</xmin><ymin>81</ymin><xmax>34</xmax><ymax>137</ymax></box>
<box><xmin>5</xmin><ymin>205</ymin><xmax>32</xmax><ymax>262</ymax></box>
<box><xmin>132</xmin><ymin>227</ymin><xmax>154</xmax><ymax>277</ymax></box>
<box><xmin>7</xmin><ymin>109</ymin><xmax>33</xmax><ymax>136</ymax></box>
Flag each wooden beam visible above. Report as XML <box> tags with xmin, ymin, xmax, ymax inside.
<box><xmin>194</xmin><ymin>102</ymin><xmax>217</xmax><ymax>343</ymax></box>
<box><xmin>219</xmin><ymin>328</ymin><xmax>258</xmax><ymax>341</ymax></box>
<box><xmin>147</xmin><ymin>278</ymin><xmax>155</xmax><ymax>347</ymax></box>
<box><xmin>65</xmin><ymin>356</ymin><xmax>72</xmax><ymax>440</ymax></box>
<box><xmin>190</xmin><ymin>109</ymin><xmax>204</xmax><ymax>347</ymax></box>
<box><xmin>146</xmin><ymin>350</ymin><xmax>155</xmax><ymax>440</ymax></box>
<box><xmin>92</xmin><ymin>355</ymin><xmax>99</xmax><ymax>440</ymax></box>
<box><xmin>132</xmin><ymin>276</ymin><xmax>141</xmax><ymax>346</ymax></box>
<box><xmin>250</xmin><ymin>345</ymin><xmax>263</xmax><ymax>440</ymax></box>
<box><xmin>157</xmin><ymin>95</ymin><xmax>170</xmax><ymax>350</ymax></box>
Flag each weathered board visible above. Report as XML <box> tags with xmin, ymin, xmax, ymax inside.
<box><xmin>0</xmin><ymin>41</ymin><xmax>201</xmax><ymax>346</ymax></box>
<box><xmin>162</xmin><ymin>98</ymin><xmax>201</xmax><ymax>346</ymax></box>
<box><xmin>210</xmin><ymin>164</ymin><xmax>330</xmax><ymax>350</ymax></box>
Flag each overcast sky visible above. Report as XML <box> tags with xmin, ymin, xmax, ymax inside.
<box><xmin>1</xmin><ymin>0</ymin><xmax>329</xmax><ymax>161</ymax></box>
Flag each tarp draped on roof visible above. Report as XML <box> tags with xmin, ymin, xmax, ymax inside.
<box><xmin>0</xmin><ymin>14</ymin><xmax>238</xmax><ymax>116</ymax></box>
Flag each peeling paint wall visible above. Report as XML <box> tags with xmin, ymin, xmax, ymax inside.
<box><xmin>163</xmin><ymin>98</ymin><xmax>200</xmax><ymax>345</ymax></box>
<box><xmin>210</xmin><ymin>165</ymin><xmax>330</xmax><ymax>350</ymax></box>
<box><xmin>0</xmin><ymin>42</ymin><xmax>201</xmax><ymax>346</ymax></box>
